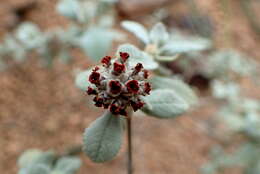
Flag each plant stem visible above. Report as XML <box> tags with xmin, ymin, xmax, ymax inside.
<box><xmin>126</xmin><ymin>116</ymin><xmax>133</xmax><ymax>174</ymax></box>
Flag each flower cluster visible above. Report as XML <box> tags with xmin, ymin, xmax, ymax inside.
<box><xmin>87</xmin><ymin>52</ymin><xmax>151</xmax><ymax>116</ymax></box>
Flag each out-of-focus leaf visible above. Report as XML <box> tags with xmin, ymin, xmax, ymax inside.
<box><xmin>54</xmin><ymin>157</ymin><xmax>81</xmax><ymax>174</ymax></box>
<box><xmin>121</xmin><ymin>21</ymin><xmax>150</xmax><ymax>44</ymax></box>
<box><xmin>155</xmin><ymin>54</ymin><xmax>179</xmax><ymax>62</ymax></box>
<box><xmin>211</xmin><ymin>80</ymin><xmax>240</xmax><ymax>100</ymax></box>
<box><xmin>19</xmin><ymin>164</ymin><xmax>51</xmax><ymax>174</ymax></box>
<box><xmin>149</xmin><ymin>23</ymin><xmax>169</xmax><ymax>46</ymax></box>
<box><xmin>79</xmin><ymin>27</ymin><xmax>114</xmax><ymax>62</ymax></box>
<box><xmin>142</xmin><ymin>89</ymin><xmax>189</xmax><ymax>118</ymax></box>
<box><xmin>116</xmin><ymin>44</ymin><xmax>158</xmax><ymax>70</ymax></box>
<box><xmin>83</xmin><ymin>111</ymin><xmax>123</xmax><ymax>163</ymax></box>
<box><xmin>159</xmin><ymin>36</ymin><xmax>211</xmax><ymax>56</ymax></box>
<box><xmin>18</xmin><ymin>149</ymin><xmax>43</xmax><ymax>168</ymax></box>
<box><xmin>149</xmin><ymin>76</ymin><xmax>197</xmax><ymax>106</ymax></box>
<box><xmin>75</xmin><ymin>69</ymin><xmax>92</xmax><ymax>91</ymax></box>
<box><xmin>56</xmin><ymin>0</ymin><xmax>80</xmax><ymax>20</ymax></box>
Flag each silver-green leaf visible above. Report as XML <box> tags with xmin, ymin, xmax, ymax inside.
<box><xmin>54</xmin><ymin>157</ymin><xmax>81</xmax><ymax>174</ymax></box>
<box><xmin>83</xmin><ymin>111</ymin><xmax>123</xmax><ymax>163</ymax></box>
<box><xmin>142</xmin><ymin>89</ymin><xmax>189</xmax><ymax>118</ymax></box>
<box><xmin>149</xmin><ymin>76</ymin><xmax>197</xmax><ymax>106</ymax></box>
<box><xmin>75</xmin><ymin>69</ymin><xmax>92</xmax><ymax>91</ymax></box>
<box><xmin>79</xmin><ymin>27</ymin><xmax>114</xmax><ymax>62</ymax></box>
<box><xmin>121</xmin><ymin>21</ymin><xmax>150</xmax><ymax>44</ymax></box>
<box><xmin>149</xmin><ymin>23</ymin><xmax>169</xmax><ymax>46</ymax></box>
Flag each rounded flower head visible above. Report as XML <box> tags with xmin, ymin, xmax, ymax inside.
<box><xmin>86</xmin><ymin>52</ymin><xmax>151</xmax><ymax>116</ymax></box>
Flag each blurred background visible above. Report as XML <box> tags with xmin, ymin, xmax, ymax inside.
<box><xmin>0</xmin><ymin>0</ymin><xmax>260</xmax><ymax>174</ymax></box>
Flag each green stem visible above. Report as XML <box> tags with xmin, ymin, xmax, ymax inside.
<box><xmin>126</xmin><ymin>115</ymin><xmax>133</xmax><ymax>174</ymax></box>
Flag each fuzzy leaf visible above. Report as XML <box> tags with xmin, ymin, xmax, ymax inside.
<box><xmin>83</xmin><ymin>111</ymin><xmax>123</xmax><ymax>163</ymax></box>
<box><xmin>159</xmin><ymin>37</ymin><xmax>211</xmax><ymax>56</ymax></box>
<box><xmin>142</xmin><ymin>89</ymin><xmax>189</xmax><ymax>118</ymax></box>
<box><xmin>116</xmin><ymin>44</ymin><xmax>158</xmax><ymax>70</ymax></box>
<box><xmin>155</xmin><ymin>55</ymin><xmax>179</xmax><ymax>62</ymax></box>
<box><xmin>19</xmin><ymin>164</ymin><xmax>51</xmax><ymax>174</ymax></box>
<box><xmin>149</xmin><ymin>23</ymin><xmax>169</xmax><ymax>46</ymax></box>
<box><xmin>75</xmin><ymin>69</ymin><xmax>92</xmax><ymax>91</ymax></box>
<box><xmin>121</xmin><ymin>21</ymin><xmax>150</xmax><ymax>44</ymax></box>
<box><xmin>18</xmin><ymin>149</ymin><xmax>43</xmax><ymax>168</ymax></box>
<box><xmin>54</xmin><ymin>157</ymin><xmax>81</xmax><ymax>174</ymax></box>
<box><xmin>79</xmin><ymin>27</ymin><xmax>114</xmax><ymax>62</ymax></box>
<box><xmin>56</xmin><ymin>0</ymin><xmax>80</xmax><ymax>20</ymax></box>
<box><xmin>149</xmin><ymin>76</ymin><xmax>197</xmax><ymax>106</ymax></box>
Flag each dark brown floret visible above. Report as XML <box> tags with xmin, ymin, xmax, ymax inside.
<box><xmin>93</xmin><ymin>97</ymin><xmax>104</xmax><ymax>107</ymax></box>
<box><xmin>143</xmin><ymin>70</ymin><xmax>149</xmax><ymax>79</ymax></box>
<box><xmin>144</xmin><ymin>82</ymin><xmax>151</xmax><ymax>94</ymax></box>
<box><xmin>131</xmin><ymin>101</ymin><xmax>144</xmax><ymax>111</ymax></box>
<box><xmin>120</xmin><ymin>52</ymin><xmax>129</xmax><ymax>62</ymax></box>
<box><xmin>109</xmin><ymin>104</ymin><xmax>121</xmax><ymax>115</ymax></box>
<box><xmin>108</xmin><ymin>80</ymin><xmax>122</xmax><ymax>95</ymax></box>
<box><xmin>126</xmin><ymin>80</ymin><xmax>139</xmax><ymax>94</ymax></box>
<box><xmin>101</xmin><ymin>56</ymin><xmax>111</xmax><ymax>66</ymax></box>
<box><xmin>113</xmin><ymin>62</ymin><xmax>125</xmax><ymax>75</ymax></box>
<box><xmin>87</xmin><ymin>87</ymin><xmax>97</xmax><ymax>95</ymax></box>
<box><xmin>89</xmin><ymin>71</ymin><xmax>100</xmax><ymax>84</ymax></box>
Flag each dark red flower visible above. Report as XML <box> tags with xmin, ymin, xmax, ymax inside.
<box><xmin>89</xmin><ymin>71</ymin><xmax>100</xmax><ymax>84</ymax></box>
<box><xmin>109</xmin><ymin>104</ymin><xmax>121</xmax><ymax>115</ymax></box>
<box><xmin>113</xmin><ymin>62</ymin><xmax>125</xmax><ymax>75</ymax></box>
<box><xmin>109</xmin><ymin>80</ymin><xmax>122</xmax><ymax>95</ymax></box>
<box><xmin>120</xmin><ymin>52</ymin><xmax>129</xmax><ymax>62</ymax></box>
<box><xmin>144</xmin><ymin>82</ymin><xmax>151</xmax><ymax>94</ymax></box>
<box><xmin>126</xmin><ymin>80</ymin><xmax>139</xmax><ymax>93</ymax></box>
<box><xmin>93</xmin><ymin>97</ymin><xmax>104</xmax><ymax>107</ymax></box>
<box><xmin>87</xmin><ymin>87</ymin><xmax>97</xmax><ymax>95</ymax></box>
<box><xmin>143</xmin><ymin>70</ymin><xmax>149</xmax><ymax>79</ymax></box>
<box><xmin>131</xmin><ymin>101</ymin><xmax>144</xmax><ymax>111</ymax></box>
<box><xmin>101</xmin><ymin>56</ymin><xmax>111</xmax><ymax>66</ymax></box>
<box><xmin>135</xmin><ymin>63</ymin><xmax>143</xmax><ymax>72</ymax></box>
<box><xmin>93</xmin><ymin>66</ymin><xmax>99</xmax><ymax>72</ymax></box>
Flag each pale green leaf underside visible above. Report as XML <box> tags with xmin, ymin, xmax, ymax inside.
<box><xmin>121</xmin><ymin>21</ymin><xmax>150</xmax><ymax>44</ymax></box>
<box><xmin>149</xmin><ymin>76</ymin><xmax>197</xmax><ymax>106</ymax></box>
<box><xmin>142</xmin><ymin>89</ymin><xmax>189</xmax><ymax>118</ymax></box>
<box><xmin>159</xmin><ymin>37</ymin><xmax>211</xmax><ymax>56</ymax></box>
<box><xmin>79</xmin><ymin>27</ymin><xmax>113</xmax><ymax>62</ymax></box>
<box><xmin>83</xmin><ymin>112</ymin><xmax>123</xmax><ymax>163</ymax></box>
<box><xmin>75</xmin><ymin>69</ymin><xmax>91</xmax><ymax>91</ymax></box>
<box><xmin>116</xmin><ymin>44</ymin><xmax>158</xmax><ymax>70</ymax></box>
<box><xmin>54</xmin><ymin>157</ymin><xmax>81</xmax><ymax>174</ymax></box>
<box><xmin>149</xmin><ymin>23</ymin><xmax>169</xmax><ymax>46</ymax></box>
<box><xmin>18</xmin><ymin>149</ymin><xmax>43</xmax><ymax>168</ymax></box>
<box><xmin>19</xmin><ymin>164</ymin><xmax>51</xmax><ymax>174</ymax></box>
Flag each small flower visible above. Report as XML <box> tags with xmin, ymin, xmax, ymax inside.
<box><xmin>113</xmin><ymin>62</ymin><xmax>125</xmax><ymax>75</ymax></box>
<box><xmin>87</xmin><ymin>87</ymin><xmax>97</xmax><ymax>95</ymax></box>
<box><xmin>101</xmin><ymin>56</ymin><xmax>111</xmax><ymax>66</ymax></box>
<box><xmin>86</xmin><ymin>52</ymin><xmax>151</xmax><ymax>115</ymax></box>
<box><xmin>131</xmin><ymin>101</ymin><xmax>144</xmax><ymax>112</ymax></box>
<box><xmin>143</xmin><ymin>70</ymin><xmax>149</xmax><ymax>79</ymax></box>
<box><xmin>89</xmin><ymin>71</ymin><xmax>100</xmax><ymax>84</ymax></box>
<box><xmin>108</xmin><ymin>80</ymin><xmax>122</xmax><ymax>95</ymax></box>
<box><xmin>144</xmin><ymin>82</ymin><xmax>151</xmax><ymax>94</ymax></box>
<box><xmin>119</xmin><ymin>52</ymin><xmax>129</xmax><ymax>62</ymax></box>
<box><xmin>126</xmin><ymin>80</ymin><xmax>139</xmax><ymax>94</ymax></box>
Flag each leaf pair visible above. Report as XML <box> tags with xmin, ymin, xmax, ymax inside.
<box><xmin>18</xmin><ymin>149</ymin><xmax>81</xmax><ymax>174</ymax></box>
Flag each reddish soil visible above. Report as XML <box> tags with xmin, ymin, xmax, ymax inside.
<box><xmin>0</xmin><ymin>0</ymin><xmax>260</xmax><ymax>174</ymax></box>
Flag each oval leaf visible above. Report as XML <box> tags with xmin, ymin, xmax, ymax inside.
<box><xmin>83</xmin><ymin>112</ymin><xmax>123</xmax><ymax>163</ymax></box>
<box><xmin>149</xmin><ymin>76</ymin><xmax>197</xmax><ymax>106</ymax></box>
<box><xmin>75</xmin><ymin>69</ymin><xmax>92</xmax><ymax>91</ymax></box>
<box><xmin>79</xmin><ymin>27</ymin><xmax>114</xmax><ymax>62</ymax></box>
<box><xmin>142</xmin><ymin>89</ymin><xmax>189</xmax><ymax>118</ymax></box>
<box><xmin>149</xmin><ymin>23</ymin><xmax>169</xmax><ymax>46</ymax></box>
<box><xmin>54</xmin><ymin>157</ymin><xmax>81</xmax><ymax>174</ymax></box>
<box><xmin>121</xmin><ymin>21</ymin><xmax>150</xmax><ymax>44</ymax></box>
